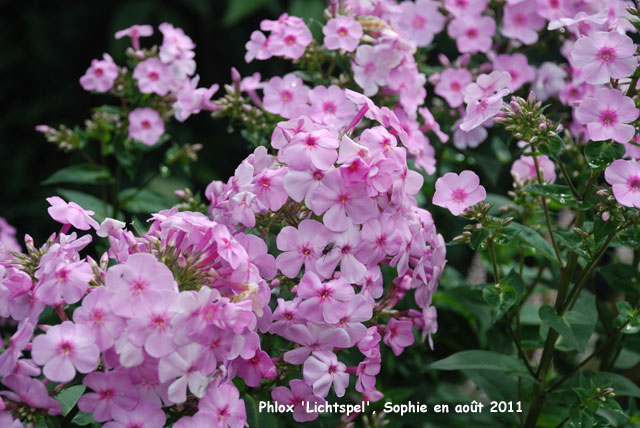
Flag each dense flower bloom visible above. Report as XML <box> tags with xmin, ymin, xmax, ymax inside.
<box><xmin>605</xmin><ymin>159</ymin><xmax>640</xmax><ymax>208</ymax></box>
<box><xmin>276</xmin><ymin>219</ymin><xmax>329</xmax><ymax>278</ymax></box>
<box><xmin>128</xmin><ymin>108</ymin><xmax>165</xmax><ymax>146</ymax></box>
<box><xmin>79</xmin><ymin>54</ymin><xmax>118</xmax><ymax>93</ymax></box>
<box><xmin>571</xmin><ymin>31</ymin><xmax>637</xmax><ymax>85</ymax></box>
<box><xmin>267</xmin><ymin>14</ymin><xmax>313</xmax><ymax>60</ymax></box>
<box><xmin>502</xmin><ymin>1</ymin><xmax>546</xmax><ymax>45</ymax></box>
<box><xmin>447</xmin><ymin>15</ymin><xmax>496</xmax><ymax>54</ymax></box>
<box><xmin>575</xmin><ymin>88</ymin><xmax>639</xmax><ymax>144</ymax></box>
<box><xmin>102</xmin><ymin>401</ymin><xmax>166</xmax><ymax>428</ymax></box>
<box><xmin>308</xmin><ymin>85</ymin><xmax>356</xmax><ymax>129</ymax></box>
<box><xmin>46</xmin><ymin>196</ymin><xmax>98</xmax><ymax>230</ymax></box>
<box><xmin>263</xmin><ymin>74</ymin><xmax>309</xmax><ymax>119</ymax></box>
<box><xmin>77</xmin><ymin>371</ymin><xmax>139</xmax><ymax>422</ymax></box>
<box><xmin>323</xmin><ymin>16</ymin><xmax>363</xmax><ymax>52</ymax></box>
<box><xmin>297</xmin><ymin>272</ymin><xmax>355</xmax><ymax>324</ymax></box>
<box><xmin>432</xmin><ymin>170</ymin><xmax>486</xmax><ymax>215</ymax></box>
<box><xmin>303</xmin><ymin>351</ymin><xmax>349</xmax><ymax>397</ymax></box>
<box><xmin>32</xmin><ymin>321</ymin><xmax>100</xmax><ymax>382</ymax></box>
<box><xmin>197</xmin><ymin>382</ymin><xmax>247</xmax><ymax>428</ymax></box>
<box><xmin>396</xmin><ymin>0</ymin><xmax>446</xmax><ymax>47</ymax></box>
<box><xmin>133</xmin><ymin>58</ymin><xmax>172</xmax><ymax>95</ymax></box>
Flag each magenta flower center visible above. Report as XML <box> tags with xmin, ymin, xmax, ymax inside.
<box><xmin>284</xmin><ymin>34</ymin><xmax>297</xmax><ymax>46</ymax></box>
<box><xmin>304</xmin><ymin>134</ymin><xmax>318</xmax><ymax>148</ymax></box>
<box><xmin>509</xmin><ymin>69</ymin><xmax>519</xmax><ymax>81</ymax></box>
<box><xmin>466</xmin><ymin>28</ymin><xmax>478</xmax><ymax>39</ymax></box>
<box><xmin>456</xmin><ymin>0</ymin><xmax>467</xmax><ymax>6</ymax></box>
<box><xmin>452</xmin><ymin>188</ymin><xmax>467</xmax><ymax>203</ymax></box>
<box><xmin>313</xmin><ymin>170</ymin><xmax>324</xmax><ymax>181</ymax></box>
<box><xmin>57</xmin><ymin>267</ymin><xmax>70</xmax><ymax>283</ymax></box>
<box><xmin>141</xmin><ymin>120</ymin><xmax>151</xmax><ymax>130</ymax></box>
<box><xmin>338</xmin><ymin>27</ymin><xmax>349</xmax><ymax>37</ymax></box>
<box><xmin>91</xmin><ymin>309</ymin><xmax>104</xmax><ymax>323</ymax></box>
<box><xmin>550</xmin><ymin>0</ymin><xmax>559</xmax><ymax>7</ymax></box>
<box><xmin>599</xmin><ymin>110</ymin><xmax>618</xmax><ymax>126</ymax></box>
<box><xmin>280</xmin><ymin>90</ymin><xmax>293</xmax><ymax>103</ymax></box>
<box><xmin>328</xmin><ymin>364</ymin><xmax>337</xmax><ymax>374</ymax></box>
<box><xmin>628</xmin><ymin>176</ymin><xmax>640</xmax><ymax>191</ymax></box>
<box><xmin>94</xmin><ymin>68</ymin><xmax>104</xmax><ymax>77</ymax></box>
<box><xmin>320</xmin><ymin>288</ymin><xmax>331</xmax><ymax>300</ymax></box>
<box><xmin>338</xmin><ymin>194</ymin><xmax>348</xmax><ymax>205</ymax></box>
<box><xmin>148</xmin><ymin>71</ymin><xmax>159</xmax><ymax>81</ymax></box>
<box><xmin>130</xmin><ymin>278</ymin><xmax>149</xmax><ymax>294</ymax></box>
<box><xmin>152</xmin><ymin>314</ymin><xmax>168</xmax><ymax>329</ymax></box>
<box><xmin>412</xmin><ymin>15</ymin><xmax>426</xmax><ymax>29</ymax></box>
<box><xmin>323</xmin><ymin>101</ymin><xmax>337</xmax><ymax>114</ymax></box>
<box><xmin>450</xmin><ymin>82</ymin><xmax>461</xmax><ymax>91</ymax></box>
<box><xmin>514</xmin><ymin>14</ymin><xmax>525</xmax><ymax>25</ymax></box>
<box><xmin>364</xmin><ymin>62</ymin><xmax>376</xmax><ymax>75</ymax></box>
<box><xmin>100</xmin><ymin>389</ymin><xmax>114</xmax><ymax>399</ymax></box>
<box><xmin>598</xmin><ymin>47</ymin><xmax>616</xmax><ymax>63</ymax></box>
<box><xmin>58</xmin><ymin>341</ymin><xmax>74</xmax><ymax>356</ymax></box>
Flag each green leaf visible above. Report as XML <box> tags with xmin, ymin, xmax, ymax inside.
<box><xmin>430</xmin><ymin>350</ymin><xmax>529</xmax><ymax>375</ymax></box>
<box><xmin>539</xmin><ymin>135</ymin><xmax>565</xmax><ymax>161</ymax></box>
<box><xmin>119</xmin><ymin>188</ymin><xmax>176</xmax><ymax>214</ymax></box>
<box><xmin>56</xmin><ymin>385</ymin><xmax>85</xmax><ymax>416</ymax></box>
<box><xmin>71</xmin><ymin>412</ymin><xmax>98</xmax><ymax>426</ymax></box>
<box><xmin>554</xmin><ymin>229</ymin><xmax>589</xmax><ymax>259</ymax></box>
<box><xmin>223</xmin><ymin>0</ymin><xmax>271</xmax><ymax>26</ymax></box>
<box><xmin>482</xmin><ymin>270</ymin><xmax>524</xmax><ymax>323</ymax></box>
<box><xmin>522</xmin><ymin>183</ymin><xmax>588</xmax><ymax>210</ymax></box>
<box><xmin>242</xmin><ymin>394</ymin><xmax>279</xmax><ymax>428</ymax></box>
<box><xmin>43</xmin><ymin>164</ymin><xmax>111</xmax><ymax>186</ymax></box>
<box><xmin>539</xmin><ymin>305</ymin><xmax>594</xmax><ymax>353</ymax></box>
<box><xmin>584</xmin><ymin>140</ymin><xmax>625</xmax><ymax>170</ymax></box>
<box><xmin>57</xmin><ymin>188</ymin><xmax>112</xmax><ymax>222</ymax></box>
<box><xmin>597</xmin><ymin>264</ymin><xmax>640</xmax><ymax>296</ymax></box>
<box><xmin>504</xmin><ymin>222</ymin><xmax>561</xmax><ymax>265</ymax></box>
<box><xmin>593</xmin><ymin>217</ymin><xmax>617</xmax><ymax>247</ymax></box>
<box><xmin>470</xmin><ymin>228</ymin><xmax>489</xmax><ymax>250</ymax></box>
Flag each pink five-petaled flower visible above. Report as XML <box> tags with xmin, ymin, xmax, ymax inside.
<box><xmin>308</xmin><ymin>85</ymin><xmax>357</xmax><ymax>130</ymax></box>
<box><xmin>276</xmin><ymin>219</ymin><xmax>329</xmax><ymax>278</ymax></box>
<box><xmin>511</xmin><ymin>153</ymin><xmax>557</xmax><ymax>185</ymax></box>
<box><xmin>397</xmin><ymin>0</ymin><xmax>446</xmax><ymax>47</ymax></box>
<box><xmin>323</xmin><ymin>15</ymin><xmax>363</xmax><ymax>52</ymax></box>
<box><xmin>432</xmin><ymin>170</ymin><xmax>486</xmax><ymax>216</ymax></box>
<box><xmin>460</xmin><ymin>89</ymin><xmax>509</xmax><ymax>132</ymax></box>
<box><xmin>245</xmin><ymin>30</ymin><xmax>271</xmax><ymax>63</ymax></box>
<box><xmin>127</xmin><ymin>290</ymin><xmax>178</xmax><ymax>358</ymax></box>
<box><xmin>383</xmin><ymin>318</ymin><xmax>415</xmax><ymax>356</ymax></box>
<box><xmin>303</xmin><ymin>351</ymin><xmax>349</xmax><ymax>398</ymax></box>
<box><xmin>79</xmin><ymin>53</ymin><xmax>119</xmax><ymax>93</ymax></box>
<box><xmin>77</xmin><ymin>371</ymin><xmax>139</xmax><ymax>422</ymax></box>
<box><xmin>447</xmin><ymin>15</ymin><xmax>496</xmax><ymax>54</ymax></box>
<box><xmin>297</xmin><ymin>271</ymin><xmax>355</xmax><ymax>324</ymax></box>
<box><xmin>128</xmin><ymin>108</ymin><xmax>165</xmax><ymax>146</ymax></box>
<box><xmin>571</xmin><ymin>31</ymin><xmax>637</xmax><ymax>85</ymax></box>
<box><xmin>47</xmin><ymin>196</ymin><xmax>99</xmax><ymax>230</ymax></box>
<box><xmin>316</xmin><ymin>222</ymin><xmax>368</xmax><ymax>283</ymax></box>
<box><xmin>434</xmin><ymin>68</ymin><xmax>473</xmax><ymax>108</ymax></box>
<box><xmin>282</xmin><ymin>323</ymin><xmax>351</xmax><ymax>364</ymax></box>
<box><xmin>444</xmin><ymin>0</ymin><xmax>488</xmax><ymax>16</ymax></box>
<box><xmin>133</xmin><ymin>58</ymin><xmax>172</xmax><ymax>96</ymax></box>
<box><xmin>493</xmin><ymin>54</ymin><xmax>535</xmax><ymax>92</ymax></box>
<box><xmin>73</xmin><ymin>286</ymin><xmax>125</xmax><ymax>351</ymax></box>
<box><xmin>34</xmin><ymin>259</ymin><xmax>93</xmax><ymax>305</ymax></box>
<box><xmin>308</xmin><ymin>169</ymin><xmax>378</xmax><ymax>232</ymax></box>
<box><xmin>158</xmin><ymin>343</ymin><xmax>209</xmax><ymax>403</ymax></box>
<box><xmin>198</xmin><ymin>382</ymin><xmax>247</xmax><ymax>428</ymax></box>
<box><xmin>102</xmin><ymin>401</ymin><xmax>166</xmax><ymax>428</ymax></box>
<box><xmin>502</xmin><ymin>1</ymin><xmax>546</xmax><ymax>45</ymax></box>
<box><xmin>280</xmin><ymin>129</ymin><xmax>340</xmax><ymax>171</ymax></box>
<box><xmin>31</xmin><ymin>321</ymin><xmax>99</xmax><ymax>383</ymax></box>
<box><xmin>114</xmin><ymin>24</ymin><xmax>153</xmax><ymax>51</ymax></box>
<box><xmin>1</xmin><ymin>374</ymin><xmax>61</xmax><ymax>415</ymax></box>
<box><xmin>605</xmin><ymin>159</ymin><xmax>640</xmax><ymax>208</ymax></box>
<box><xmin>272</xmin><ymin>379</ymin><xmax>326</xmax><ymax>422</ymax></box>
<box><xmin>352</xmin><ymin>44</ymin><xmax>402</xmax><ymax>96</ymax></box>
<box><xmin>235</xmin><ymin>349</ymin><xmax>277</xmax><ymax>387</ymax></box>
<box><xmin>575</xmin><ymin>88</ymin><xmax>639</xmax><ymax>144</ymax></box>
<box><xmin>263</xmin><ymin>74</ymin><xmax>309</xmax><ymax>119</ymax></box>
<box><xmin>0</xmin><ymin>320</ymin><xmax>33</xmax><ymax>377</ymax></box>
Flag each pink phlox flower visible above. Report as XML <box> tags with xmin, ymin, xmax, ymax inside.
<box><xmin>460</xmin><ymin>89</ymin><xmax>509</xmax><ymax>132</ymax></box>
<box><xmin>571</xmin><ymin>30</ymin><xmax>637</xmax><ymax>85</ymax></box>
<box><xmin>0</xmin><ymin>267</ymin><xmax>33</xmax><ymax>319</ymax></box>
<box><xmin>536</xmin><ymin>0</ymin><xmax>575</xmax><ymax>21</ymax></box>
<box><xmin>356</xmin><ymin>266</ymin><xmax>384</xmax><ymax>299</ymax></box>
<box><xmin>358</xmin><ymin>126</ymin><xmax>398</xmax><ymax>158</ymax></box>
<box><xmin>73</xmin><ymin>286</ymin><xmax>125</xmax><ymax>351</ymax></box>
<box><xmin>297</xmin><ymin>272</ymin><xmax>355</xmax><ymax>324</ymax></box>
<box><xmin>625</xmin><ymin>134</ymin><xmax>640</xmax><ymax>159</ymax></box>
<box><xmin>1</xmin><ymin>374</ymin><xmax>61</xmax><ymax>415</ymax></box>
<box><xmin>268</xmin><ymin>15</ymin><xmax>313</xmax><ymax>60</ymax></box>
<box><xmin>309</xmin><ymin>85</ymin><xmax>357</xmax><ymax>130</ymax></box>
<box><xmin>272</xmin><ymin>379</ymin><xmax>325</xmax><ymax>422</ymax></box>
<box><xmin>77</xmin><ymin>370</ymin><xmax>139</xmax><ymax>422</ymax></box>
<box><xmin>358</xmin><ymin>326</ymin><xmax>382</xmax><ymax>357</ymax></box>
<box><xmin>253</xmin><ymin>167</ymin><xmax>288</xmax><ymax>211</ymax></box>
<box><xmin>302</xmin><ymin>351</ymin><xmax>349</xmax><ymax>397</ymax></box>
<box><xmin>269</xmin><ymin>298</ymin><xmax>303</xmax><ymax>336</ymax></box>
<box><xmin>357</xmin><ymin>214</ymin><xmax>403</xmax><ymax>266</ymax></box>
<box><xmin>159</xmin><ymin>343</ymin><xmax>209</xmax><ymax>403</ymax></box>
<box><xmin>492</xmin><ymin>53</ymin><xmax>535</xmax><ymax>92</ymax></box>
<box><xmin>434</xmin><ymin>68</ymin><xmax>473</xmax><ymax>108</ymax></box>
<box><xmin>133</xmin><ymin>58</ymin><xmax>172</xmax><ymax>96</ymax></box>
<box><xmin>173</xmin><ymin>75</ymin><xmax>220</xmax><ymax>122</ymax></box>
<box><xmin>0</xmin><ymin>217</ymin><xmax>20</xmax><ymax>256</ymax></box>
<box><xmin>275</xmin><ymin>219</ymin><xmax>329</xmax><ymax>278</ymax></box>
<box><xmin>229</xmin><ymin>191</ymin><xmax>263</xmax><ymax>228</ymax></box>
<box><xmin>352</xmin><ymin>44</ymin><xmax>402</xmax><ymax>96</ymax></box>
<box><xmin>383</xmin><ymin>318</ymin><xmax>415</xmax><ymax>356</ymax></box>
<box><xmin>336</xmin><ymin>294</ymin><xmax>374</xmax><ymax>346</ymax></box>
<box><xmin>432</xmin><ymin>170</ymin><xmax>487</xmax><ymax>215</ymax></box>
<box><xmin>127</xmin><ymin>290</ymin><xmax>179</xmax><ymax>359</ymax></box>
<box><xmin>46</xmin><ymin>196</ymin><xmax>99</xmax><ymax>230</ymax></box>
<box><xmin>282</xmin><ymin>323</ymin><xmax>350</xmax><ymax>364</ymax></box>
<box><xmin>234</xmin><ymin>233</ymin><xmax>276</xmax><ymax>280</ymax></box>
<box><xmin>102</xmin><ymin>401</ymin><xmax>166</xmax><ymax>428</ymax></box>
<box><xmin>0</xmin><ymin>320</ymin><xmax>33</xmax><ymax>377</ymax></box>
<box><xmin>575</xmin><ymin>88</ymin><xmax>639</xmax><ymax>143</ymax></box>
<box><xmin>355</xmin><ymin>351</ymin><xmax>381</xmax><ymax>392</ymax></box>
<box><xmin>396</xmin><ymin>0</ymin><xmax>446</xmax><ymax>47</ymax></box>
<box><xmin>447</xmin><ymin>15</ymin><xmax>496</xmax><ymax>54</ymax></box>
<box><xmin>502</xmin><ymin>1</ymin><xmax>546</xmax><ymax>45</ymax></box>
<box><xmin>283</xmin><ymin>167</ymin><xmax>326</xmax><ymax>207</ymax></box>
<box><xmin>323</xmin><ymin>15</ymin><xmax>363</xmax><ymax>52</ymax></box>
<box><xmin>235</xmin><ymin>349</ymin><xmax>276</xmax><ymax>387</ymax></box>
<box><xmin>532</xmin><ymin>62</ymin><xmax>567</xmax><ymax>101</ymax></box>
<box><xmin>511</xmin><ymin>153</ymin><xmax>557</xmax><ymax>185</ymax></box>
<box><xmin>605</xmin><ymin>159</ymin><xmax>640</xmax><ymax>208</ymax></box>
<box><xmin>463</xmin><ymin>71</ymin><xmax>512</xmax><ymax>103</ymax></box>
<box><xmin>114</xmin><ymin>24</ymin><xmax>153</xmax><ymax>50</ymax></box>
<box><xmin>548</xmin><ymin>10</ymin><xmax>609</xmax><ymax>37</ymax></box>
<box><xmin>245</xmin><ymin>30</ymin><xmax>272</xmax><ymax>63</ymax></box>
<box><xmin>343</xmin><ymin>90</ymin><xmax>407</xmax><ymax>139</ymax></box>
<box><xmin>128</xmin><ymin>108</ymin><xmax>165</xmax><ymax>146</ymax></box>
<box><xmin>316</xmin><ymin>222</ymin><xmax>368</xmax><ymax>283</ymax></box>
<box><xmin>79</xmin><ymin>53</ymin><xmax>118</xmax><ymax>93</ymax></box>
<box><xmin>444</xmin><ymin>0</ymin><xmax>488</xmax><ymax>16</ymax></box>
<box><xmin>387</xmin><ymin>63</ymin><xmax>427</xmax><ymax>116</ymax></box>
<box><xmin>280</xmin><ymin>129</ymin><xmax>340</xmax><ymax>171</ymax></box>
<box><xmin>263</xmin><ymin>74</ymin><xmax>310</xmax><ymax>119</ymax></box>
<box><xmin>32</xmin><ymin>321</ymin><xmax>99</xmax><ymax>383</ymax></box>
<box><xmin>198</xmin><ymin>381</ymin><xmax>247</xmax><ymax>428</ymax></box>
<box><xmin>158</xmin><ymin>22</ymin><xmax>196</xmax><ymax>80</ymax></box>
<box><xmin>272</xmin><ymin>116</ymin><xmax>319</xmax><ymax>150</ymax></box>
<box><xmin>34</xmin><ymin>258</ymin><xmax>92</xmax><ymax>305</ymax></box>
<box><xmin>416</xmin><ymin>305</ymin><xmax>438</xmax><ymax>349</ymax></box>
<box><xmin>308</xmin><ymin>169</ymin><xmax>378</xmax><ymax>232</ymax></box>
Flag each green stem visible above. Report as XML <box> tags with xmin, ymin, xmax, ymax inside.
<box><xmin>557</xmin><ymin>162</ymin><xmax>580</xmax><ymax>200</ymax></box>
<box><xmin>532</xmin><ymin>154</ymin><xmax>564</xmax><ymax>268</ymax></box>
<box><xmin>487</xmin><ymin>236</ymin><xmax>500</xmax><ymax>283</ymax></box>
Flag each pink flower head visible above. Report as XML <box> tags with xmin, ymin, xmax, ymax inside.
<box><xmin>384</xmin><ymin>318</ymin><xmax>415</xmax><ymax>356</ymax></box>
<box><xmin>493</xmin><ymin>54</ymin><xmax>535</xmax><ymax>92</ymax></box>
<box><xmin>276</xmin><ymin>219</ymin><xmax>329</xmax><ymax>278</ymax></box>
<box><xmin>323</xmin><ymin>15</ymin><xmax>363</xmax><ymax>52</ymax></box>
<box><xmin>447</xmin><ymin>15</ymin><xmax>496</xmax><ymax>54</ymax></box>
<box><xmin>198</xmin><ymin>382</ymin><xmax>247</xmax><ymax>428</ymax></box>
<box><xmin>235</xmin><ymin>349</ymin><xmax>276</xmax><ymax>387</ymax></box>
<box><xmin>281</xmin><ymin>323</ymin><xmax>350</xmax><ymax>364</ymax></box>
<box><xmin>127</xmin><ymin>289</ymin><xmax>178</xmax><ymax>358</ymax></box>
<box><xmin>502</xmin><ymin>1</ymin><xmax>546</xmax><ymax>45</ymax></box>
<box><xmin>159</xmin><ymin>343</ymin><xmax>209</xmax><ymax>403</ymax></box>
<box><xmin>434</xmin><ymin>68</ymin><xmax>473</xmax><ymax>108</ymax></box>
<box><xmin>605</xmin><ymin>159</ymin><xmax>640</xmax><ymax>208</ymax></box>
<box><xmin>536</xmin><ymin>0</ymin><xmax>574</xmax><ymax>21</ymax></box>
<box><xmin>532</xmin><ymin>62</ymin><xmax>567</xmax><ymax>101</ymax></box>
<box><xmin>460</xmin><ymin>89</ymin><xmax>509</xmax><ymax>132</ymax></box>
<box><xmin>102</xmin><ymin>401</ymin><xmax>166</xmax><ymax>428</ymax></box>
<box><xmin>316</xmin><ymin>222</ymin><xmax>368</xmax><ymax>283</ymax></box>
<box><xmin>444</xmin><ymin>0</ymin><xmax>488</xmax><ymax>16</ymax></box>
<box><xmin>396</xmin><ymin>0</ymin><xmax>446</xmax><ymax>47</ymax></box>
<box><xmin>73</xmin><ymin>287</ymin><xmax>125</xmax><ymax>351</ymax></box>
<box><xmin>297</xmin><ymin>272</ymin><xmax>355</xmax><ymax>324</ymax></box>
<box><xmin>268</xmin><ymin>17</ymin><xmax>313</xmax><ymax>60</ymax></box>
<box><xmin>78</xmin><ymin>371</ymin><xmax>139</xmax><ymax>422</ymax></box>
<box><xmin>128</xmin><ymin>107</ymin><xmax>165</xmax><ymax>146</ymax></box>
<box><xmin>575</xmin><ymin>88</ymin><xmax>639</xmax><ymax>144</ymax></box>
<box><xmin>114</xmin><ymin>24</ymin><xmax>153</xmax><ymax>50</ymax></box>
<box><xmin>0</xmin><ymin>320</ymin><xmax>33</xmax><ymax>377</ymax></box>
<box><xmin>309</xmin><ymin>85</ymin><xmax>357</xmax><ymax>129</ymax></box>
<box><xmin>1</xmin><ymin>374</ymin><xmax>61</xmax><ymax>415</ymax></box>
<box><xmin>245</xmin><ymin>30</ymin><xmax>271</xmax><ymax>63</ymax></box>
<box><xmin>352</xmin><ymin>44</ymin><xmax>402</xmax><ymax>96</ymax></box>
<box><xmin>47</xmin><ymin>196</ymin><xmax>99</xmax><ymax>230</ymax></box>
<box><xmin>133</xmin><ymin>58</ymin><xmax>172</xmax><ymax>96</ymax></box>
<box><xmin>572</xmin><ymin>31</ymin><xmax>637</xmax><ymax>85</ymax></box>
<box><xmin>303</xmin><ymin>351</ymin><xmax>349</xmax><ymax>397</ymax></box>
<box><xmin>279</xmin><ymin>129</ymin><xmax>339</xmax><ymax>171</ymax></box>
<box><xmin>511</xmin><ymin>154</ymin><xmax>557</xmax><ymax>185</ymax></box>
<box><xmin>79</xmin><ymin>53</ymin><xmax>118</xmax><ymax>93</ymax></box>
<box><xmin>272</xmin><ymin>379</ymin><xmax>326</xmax><ymax>422</ymax></box>
<box><xmin>34</xmin><ymin>259</ymin><xmax>93</xmax><ymax>305</ymax></box>
<box><xmin>32</xmin><ymin>321</ymin><xmax>99</xmax><ymax>382</ymax></box>
<box><xmin>263</xmin><ymin>74</ymin><xmax>309</xmax><ymax>119</ymax></box>
<box><xmin>432</xmin><ymin>170</ymin><xmax>486</xmax><ymax>215</ymax></box>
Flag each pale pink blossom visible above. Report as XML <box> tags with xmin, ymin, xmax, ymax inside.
<box><xmin>448</xmin><ymin>15</ymin><xmax>496</xmax><ymax>54</ymax></box>
<box><xmin>571</xmin><ymin>31</ymin><xmax>637</xmax><ymax>85</ymax></box>
<box><xmin>432</xmin><ymin>170</ymin><xmax>486</xmax><ymax>215</ymax></box>
<box><xmin>128</xmin><ymin>108</ymin><xmax>165</xmax><ymax>146</ymax></box>
<box><xmin>79</xmin><ymin>54</ymin><xmax>118</xmax><ymax>93</ymax></box>
<box><xmin>114</xmin><ymin>24</ymin><xmax>153</xmax><ymax>50</ymax></box>
<box><xmin>303</xmin><ymin>351</ymin><xmax>349</xmax><ymax>397</ymax></box>
<box><xmin>493</xmin><ymin>54</ymin><xmax>535</xmax><ymax>92</ymax></box>
<box><xmin>323</xmin><ymin>16</ymin><xmax>363</xmax><ymax>52</ymax></box>
<box><xmin>308</xmin><ymin>85</ymin><xmax>357</xmax><ymax>129</ymax></box>
<box><xmin>245</xmin><ymin>30</ymin><xmax>272</xmax><ymax>63</ymax></box>
<box><xmin>532</xmin><ymin>62</ymin><xmax>567</xmax><ymax>101</ymax></box>
<box><xmin>352</xmin><ymin>44</ymin><xmax>402</xmax><ymax>96</ymax></box>
<box><xmin>511</xmin><ymin>154</ymin><xmax>557</xmax><ymax>185</ymax></box>
<box><xmin>444</xmin><ymin>0</ymin><xmax>488</xmax><ymax>16</ymax></box>
<box><xmin>435</xmin><ymin>68</ymin><xmax>473</xmax><ymax>108</ymax></box>
<box><xmin>263</xmin><ymin>74</ymin><xmax>309</xmax><ymax>119</ymax></box>
<box><xmin>605</xmin><ymin>159</ymin><xmax>640</xmax><ymax>208</ymax></box>
<box><xmin>133</xmin><ymin>58</ymin><xmax>172</xmax><ymax>96</ymax></box>
<box><xmin>575</xmin><ymin>88</ymin><xmax>639</xmax><ymax>144</ymax></box>
<box><xmin>502</xmin><ymin>1</ymin><xmax>546</xmax><ymax>45</ymax></box>
<box><xmin>46</xmin><ymin>196</ymin><xmax>99</xmax><ymax>230</ymax></box>
<box><xmin>272</xmin><ymin>379</ymin><xmax>325</xmax><ymax>422</ymax></box>
<box><xmin>396</xmin><ymin>0</ymin><xmax>446</xmax><ymax>47</ymax></box>
<box><xmin>198</xmin><ymin>382</ymin><xmax>247</xmax><ymax>428</ymax></box>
